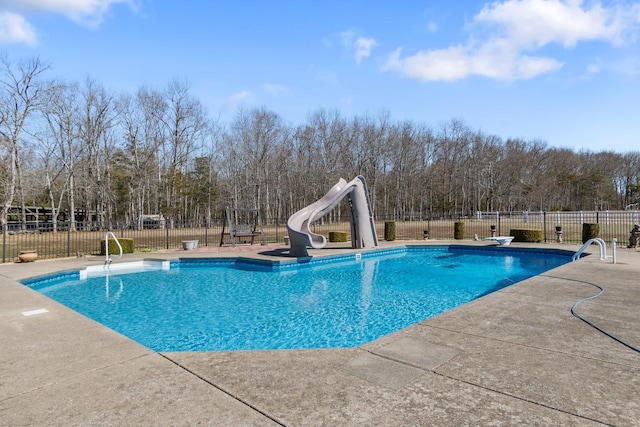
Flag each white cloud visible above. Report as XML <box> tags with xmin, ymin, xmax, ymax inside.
<box><xmin>263</xmin><ymin>83</ymin><xmax>288</xmax><ymax>95</ymax></box>
<box><xmin>582</xmin><ymin>61</ymin><xmax>602</xmax><ymax>79</ymax></box>
<box><xmin>0</xmin><ymin>0</ymin><xmax>137</xmax><ymax>27</ymax></box>
<box><xmin>339</xmin><ymin>30</ymin><xmax>355</xmax><ymax>45</ymax></box>
<box><xmin>0</xmin><ymin>0</ymin><xmax>137</xmax><ymax>44</ymax></box>
<box><xmin>385</xmin><ymin>46</ymin><xmax>470</xmax><ymax>82</ymax></box>
<box><xmin>515</xmin><ymin>55</ymin><xmax>564</xmax><ymax>78</ymax></box>
<box><xmin>340</xmin><ymin>30</ymin><xmax>378</xmax><ymax>63</ymax></box>
<box><xmin>228</xmin><ymin>90</ymin><xmax>253</xmax><ymax>111</ymax></box>
<box><xmin>474</xmin><ymin>0</ymin><xmax>639</xmax><ymax>48</ymax></box>
<box><xmin>0</xmin><ymin>11</ymin><xmax>36</xmax><ymax>45</ymax></box>
<box><xmin>354</xmin><ymin>37</ymin><xmax>377</xmax><ymax>64</ymax></box>
<box><xmin>384</xmin><ymin>45</ymin><xmax>562</xmax><ymax>81</ymax></box>
<box><xmin>384</xmin><ymin>0</ymin><xmax>640</xmax><ymax>82</ymax></box>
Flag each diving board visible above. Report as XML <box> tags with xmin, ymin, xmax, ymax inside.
<box><xmin>484</xmin><ymin>236</ymin><xmax>514</xmax><ymax>246</ymax></box>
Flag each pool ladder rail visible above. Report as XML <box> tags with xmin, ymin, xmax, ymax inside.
<box><xmin>104</xmin><ymin>231</ymin><xmax>123</xmax><ymax>266</ymax></box>
<box><xmin>573</xmin><ymin>237</ymin><xmax>617</xmax><ymax>264</ymax></box>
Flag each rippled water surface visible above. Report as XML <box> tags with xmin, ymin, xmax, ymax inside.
<box><xmin>25</xmin><ymin>247</ymin><xmax>570</xmax><ymax>351</ymax></box>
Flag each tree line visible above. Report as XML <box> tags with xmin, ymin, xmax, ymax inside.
<box><xmin>1</xmin><ymin>55</ymin><xmax>639</xmax><ymax>230</ymax></box>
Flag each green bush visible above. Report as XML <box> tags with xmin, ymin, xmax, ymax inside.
<box><xmin>100</xmin><ymin>237</ymin><xmax>134</xmax><ymax>255</ymax></box>
<box><xmin>509</xmin><ymin>229</ymin><xmax>543</xmax><ymax>243</ymax></box>
<box><xmin>582</xmin><ymin>223</ymin><xmax>600</xmax><ymax>243</ymax></box>
<box><xmin>384</xmin><ymin>221</ymin><xmax>396</xmax><ymax>241</ymax></box>
<box><xmin>328</xmin><ymin>231</ymin><xmax>348</xmax><ymax>243</ymax></box>
<box><xmin>454</xmin><ymin>222</ymin><xmax>465</xmax><ymax>240</ymax></box>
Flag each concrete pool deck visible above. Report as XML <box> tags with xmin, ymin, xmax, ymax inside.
<box><xmin>1</xmin><ymin>241</ymin><xmax>638</xmax><ymax>426</ymax></box>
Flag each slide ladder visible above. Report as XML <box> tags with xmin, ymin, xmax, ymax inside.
<box><xmin>352</xmin><ymin>175</ymin><xmax>378</xmax><ymax>247</ymax></box>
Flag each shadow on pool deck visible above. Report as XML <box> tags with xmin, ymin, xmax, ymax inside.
<box><xmin>1</xmin><ymin>241</ymin><xmax>639</xmax><ymax>425</ymax></box>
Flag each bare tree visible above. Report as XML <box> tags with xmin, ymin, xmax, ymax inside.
<box><xmin>466</xmin><ymin>132</ymin><xmax>504</xmax><ymax>212</ymax></box>
<box><xmin>160</xmin><ymin>79</ymin><xmax>208</xmax><ymax>221</ymax></box>
<box><xmin>136</xmin><ymin>86</ymin><xmax>167</xmax><ymax>217</ymax></box>
<box><xmin>619</xmin><ymin>152</ymin><xmax>640</xmax><ymax>209</ymax></box>
<box><xmin>289</xmin><ymin>123</ymin><xmax>316</xmax><ymax>209</ymax></box>
<box><xmin>39</xmin><ymin>82</ymin><xmax>81</xmax><ymax>231</ymax></box>
<box><xmin>0</xmin><ymin>55</ymin><xmax>52</xmax><ymax>230</ymax></box>
<box><xmin>228</xmin><ymin>107</ymin><xmax>287</xmax><ymax>215</ymax></box>
<box><xmin>115</xmin><ymin>90</ymin><xmax>167</xmax><ymax>227</ymax></box>
<box><xmin>3</xmin><ymin>52</ymin><xmax>640</xmax><ymax>233</ymax></box>
<box><xmin>75</xmin><ymin>78</ymin><xmax>117</xmax><ymax>228</ymax></box>
<box><xmin>433</xmin><ymin>119</ymin><xmax>472</xmax><ymax>217</ymax></box>
<box><xmin>385</xmin><ymin>120</ymin><xmax>424</xmax><ymax>219</ymax></box>
<box><xmin>308</xmin><ymin>108</ymin><xmax>347</xmax><ymax>194</ymax></box>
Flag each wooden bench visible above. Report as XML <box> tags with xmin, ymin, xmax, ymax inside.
<box><xmin>230</xmin><ymin>224</ymin><xmax>263</xmax><ymax>244</ymax></box>
<box><xmin>219</xmin><ymin>208</ymin><xmax>266</xmax><ymax>246</ymax></box>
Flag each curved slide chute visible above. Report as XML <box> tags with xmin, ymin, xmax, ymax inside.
<box><xmin>287</xmin><ymin>176</ymin><xmax>378</xmax><ymax>257</ymax></box>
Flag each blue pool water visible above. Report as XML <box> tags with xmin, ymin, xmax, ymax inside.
<box><xmin>24</xmin><ymin>246</ymin><xmax>571</xmax><ymax>352</ymax></box>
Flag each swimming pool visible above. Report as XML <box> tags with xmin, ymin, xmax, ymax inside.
<box><xmin>23</xmin><ymin>246</ymin><xmax>572</xmax><ymax>352</ymax></box>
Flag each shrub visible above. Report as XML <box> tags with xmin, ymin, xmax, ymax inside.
<box><xmin>454</xmin><ymin>222</ymin><xmax>465</xmax><ymax>240</ymax></box>
<box><xmin>384</xmin><ymin>221</ymin><xmax>396</xmax><ymax>241</ymax></box>
<box><xmin>510</xmin><ymin>229</ymin><xmax>543</xmax><ymax>243</ymax></box>
<box><xmin>328</xmin><ymin>231</ymin><xmax>348</xmax><ymax>243</ymax></box>
<box><xmin>582</xmin><ymin>223</ymin><xmax>600</xmax><ymax>243</ymax></box>
<box><xmin>100</xmin><ymin>238</ymin><xmax>134</xmax><ymax>255</ymax></box>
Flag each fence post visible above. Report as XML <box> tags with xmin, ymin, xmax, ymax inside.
<box><xmin>2</xmin><ymin>222</ymin><xmax>5</xmax><ymax>263</ymax></box>
<box><xmin>165</xmin><ymin>223</ymin><xmax>169</xmax><ymax>250</ymax></box>
<box><xmin>543</xmin><ymin>211</ymin><xmax>547</xmax><ymax>242</ymax></box>
<box><xmin>205</xmin><ymin>218</ymin><xmax>209</xmax><ymax>247</ymax></box>
<box><xmin>67</xmin><ymin>221</ymin><xmax>71</xmax><ymax>258</ymax></box>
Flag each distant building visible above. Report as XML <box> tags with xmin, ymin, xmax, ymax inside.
<box><xmin>140</xmin><ymin>214</ymin><xmax>166</xmax><ymax>229</ymax></box>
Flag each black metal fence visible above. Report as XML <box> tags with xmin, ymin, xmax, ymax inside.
<box><xmin>315</xmin><ymin>210</ymin><xmax>639</xmax><ymax>245</ymax></box>
<box><xmin>3</xmin><ymin>210</ymin><xmax>639</xmax><ymax>263</ymax></box>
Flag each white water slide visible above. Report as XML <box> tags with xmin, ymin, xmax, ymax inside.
<box><xmin>286</xmin><ymin>176</ymin><xmax>379</xmax><ymax>257</ymax></box>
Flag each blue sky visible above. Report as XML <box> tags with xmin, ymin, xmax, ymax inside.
<box><xmin>1</xmin><ymin>0</ymin><xmax>639</xmax><ymax>153</ymax></box>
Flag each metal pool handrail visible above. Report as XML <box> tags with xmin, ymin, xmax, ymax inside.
<box><xmin>573</xmin><ymin>238</ymin><xmax>606</xmax><ymax>261</ymax></box>
<box><xmin>105</xmin><ymin>231</ymin><xmax>123</xmax><ymax>265</ymax></box>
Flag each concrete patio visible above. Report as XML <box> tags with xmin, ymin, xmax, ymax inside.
<box><xmin>1</xmin><ymin>242</ymin><xmax>638</xmax><ymax>426</ymax></box>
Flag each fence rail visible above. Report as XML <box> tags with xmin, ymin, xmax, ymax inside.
<box><xmin>2</xmin><ymin>211</ymin><xmax>638</xmax><ymax>263</ymax></box>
